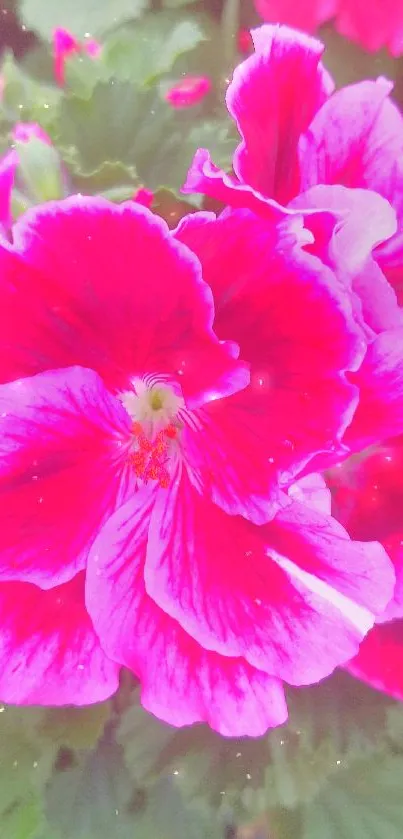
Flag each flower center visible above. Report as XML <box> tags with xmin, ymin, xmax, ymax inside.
<box><xmin>119</xmin><ymin>378</ymin><xmax>184</xmax><ymax>489</ymax></box>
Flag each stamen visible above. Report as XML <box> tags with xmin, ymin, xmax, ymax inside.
<box><xmin>129</xmin><ymin>422</ymin><xmax>177</xmax><ymax>488</ymax></box>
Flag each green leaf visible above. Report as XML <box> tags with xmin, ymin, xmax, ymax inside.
<box><xmin>45</xmin><ymin>728</ymin><xmax>139</xmax><ymax>839</ymax></box>
<box><xmin>0</xmin><ymin>51</ymin><xmax>61</xmax><ymax>131</ymax></box>
<box><xmin>299</xmin><ymin>755</ymin><xmax>403</xmax><ymax>839</ymax></box>
<box><xmin>34</xmin><ymin>702</ymin><xmax>112</xmax><ymax>752</ymax></box>
<box><xmin>102</xmin><ymin>11</ymin><xmax>207</xmax><ymax>85</ymax></box>
<box><xmin>57</xmin><ymin>82</ymin><xmax>172</xmax><ymax>171</ymax></box>
<box><xmin>2</xmin><ymin>793</ymin><xmax>44</xmax><ymax>839</ymax></box>
<box><xmin>19</xmin><ymin>0</ymin><xmax>150</xmax><ymax>40</ymax></box>
<box><xmin>64</xmin><ymin>158</ymin><xmax>140</xmax><ymax>197</ymax></box>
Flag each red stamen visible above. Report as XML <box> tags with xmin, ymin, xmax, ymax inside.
<box><xmin>129</xmin><ymin>422</ymin><xmax>177</xmax><ymax>488</ymax></box>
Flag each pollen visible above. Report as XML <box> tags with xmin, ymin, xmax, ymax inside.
<box><xmin>129</xmin><ymin>423</ymin><xmax>177</xmax><ymax>488</ymax></box>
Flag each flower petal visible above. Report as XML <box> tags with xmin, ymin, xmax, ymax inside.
<box><xmin>176</xmin><ymin>209</ymin><xmax>363</xmax><ymax>478</ymax></box>
<box><xmin>268</xmin><ymin>498</ymin><xmax>394</xmax><ymax>613</ymax></box>
<box><xmin>346</xmin><ymin>621</ymin><xmax>403</xmax><ymax>700</ymax></box>
<box><xmin>335</xmin><ymin>0</ymin><xmax>403</xmax><ymax>56</ymax></box>
<box><xmin>300</xmin><ymin>76</ymin><xmax>403</xmax><ymax>299</ymax></box>
<box><xmin>145</xmin><ymin>470</ymin><xmax>389</xmax><ymax>685</ymax></box>
<box><xmin>254</xmin><ymin>0</ymin><xmax>337</xmax><ymax>31</ymax></box>
<box><xmin>0</xmin><ymin>151</ymin><xmax>17</xmax><ymax>228</ymax></box>
<box><xmin>0</xmin><ymin>196</ymin><xmax>244</xmax><ymax>404</ymax></box>
<box><xmin>181</xmin><ymin>149</ymin><xmax>293</xmax><ymax>221</ymax></box>
<box><xmin>86</xmin><ymin>497</ymin><xmax>287</xmax><ymax>736</ymax></box>
<box><xmin>226</xmin><ymin>24</ymin><xmax>333</xmax><ymax>202</ymax></box>
<box><xmin>344</xmin><ymin>329</ymin><xmax>403</xmax><ymax>451</ymax></box>
<box><xmin>0</xmin><ymin>365</ymin><xmax>132</xmax><ymax>587</ymax></box>
<box><xmin>0</xmin><ymin>573</ymin><xmax>119</xmax><ymax>704</ymax></box>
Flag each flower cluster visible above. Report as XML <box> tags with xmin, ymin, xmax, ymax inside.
<box><xmin>0</xmin><ymin>24</ymin><xmax>402</xmax><ymax>737</ymax></box>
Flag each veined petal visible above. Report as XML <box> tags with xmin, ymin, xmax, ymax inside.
<box><xmin>0</xmin><ymin>573</ymin><xmax>119</xmax><ymax>705</ymax></box>
<box><xmin>0</xmin><ymin>196</ymin><xmax>244</xmax><ymax>404</ymax></box>
<box><xmin>227</xmin><ymin>24</ymin><xmax>333</xmax><ymax>202</ymax></box>
<box><xmin>0</xmin><ymin>366</ymin><xmax>132</xmax><ymax>587</ymax></box>
<box><xmin>86</xmin><ymin>497</ymin><xmax>287</xmax><ymax>737</ymax></box>
<box><xmin>145</xmin><ymin>470</ymin><xmax>392</xmax><ymax>685</ymax></box>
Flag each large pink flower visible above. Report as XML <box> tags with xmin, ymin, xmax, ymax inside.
<box><xmin>0</xmin><ymin>195</ymin><xmax>393</xmax><ymax>734</ymax></box>
<box><xmin>254</xmin><ymin>0</ymin><xmax>403</xmax><ymax>56</ymax></box>
<box><xmin>183</xmin><ymin>24</ymin><xmax>403</xmax><ymax>458</ymax></box>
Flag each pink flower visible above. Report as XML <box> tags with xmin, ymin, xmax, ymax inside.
<box><xmin>254</xmin><ymin>0</ymin><xmax>403</xmax><ymax>56</ymax></box>
<box><xmin>183</xmin><ymin>24</ymin><xmax>403</xmax><ymax>461</ymax></box>
<box><xmin>164</xmin><ymin>76</ymin><xmax>211</xmax><ymax>109</ymax></box>
<box><xmin>0</xmin><ymin>195</ymin><xmax>393</xmax><ymax>734</ymax></box>
<box><xmin>53</xmin><ymin>27</ymin><xmax>101</xmax><ymax>86</ymax></box>
<box><xmin>328</xmin><ymin>445</ymin><xmax>403</xmax><ymax>698</ymax></box>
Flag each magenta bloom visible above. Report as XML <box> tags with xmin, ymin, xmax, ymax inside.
<box><xmin>164</xmin><ymin>76</ymin><xmax>211</xmax><ymax>109</ymax></box>
<box><xmin>254</xmin><ymin>0</ymin><xmax>403</xmax><ymax>56</ymax></box>
<box><xmin>183</xmin><ymin>24</ymin><xmax>403</xmax><ymax>459</ymax></box>
<box><xmin>0</xmin><ymin>196</ymin><xmax>394</xmax><ymax>734</ymax></box>
<box><xmin>53</xmin><ymin>27</ymin><xmax>101</xmax><ymax>86</ymax></box>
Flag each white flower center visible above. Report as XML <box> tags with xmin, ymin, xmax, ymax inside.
<box><xmin>119</xmin><ymin>378</ymin><xmax>184</xmax><ymax>488</ymax></box>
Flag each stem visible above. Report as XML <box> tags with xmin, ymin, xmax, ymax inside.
<box><xmin>221</xmin><ymin>0</ymin><xmax>240</xmax><ymax>68</ymax></box>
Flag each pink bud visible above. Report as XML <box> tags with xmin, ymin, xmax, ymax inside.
<box><xmin>164</xmin><ymin>76</ymin><xmax>211</xmax><ymax>109</ymax></box>
<box><xmin>83</xmin><ymin>37</ymin><xmax>102</xmax><ymax>58</ymax></box>
<box><xmin>53</xmin><ymin>27</ymin><xmax>80</xmax><ymax>86</ymax></box>
<box><xmin>13</xmin><ymin>122</ymin><xmax>53</xmax><ymax>146</ymax></box>
<box><xmin>133</xmin><ymin>187</ymin><xmax>154</xmax><ymax>208</ymax></box>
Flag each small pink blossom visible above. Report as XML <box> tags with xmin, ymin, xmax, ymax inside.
<box><xmin>255</xmin><ymin>0</ymin><xmax>403</xmax><ymax>56</ymax></box>
<box><xmin>53</xmin><ymin>27</ymin><xmax>101</xmax><ymax>86</ymax></box>
<box><xmin>0</xmin><ymin>195</ymin><xmax>393</xmax><ymax>733</ymax></box>
<box><xmin>164</xmin><ymin>76</ymin><xmax>211</xmax><ymax>109</ymax></box>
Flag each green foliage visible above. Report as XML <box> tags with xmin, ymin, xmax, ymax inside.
<box><xmin>19</xmin><ymin>0</ymin><xmax>150</xmax><ymax>40</ymax></box>
<box><xmin>0</xmin><ymin>51</ymin><xmax>61</xmax><ymax>131</ymax></box>
<box><xmin>101</xmin><ymin>11</ymin><xmax>208</xmax><ymax>86</ymax></box>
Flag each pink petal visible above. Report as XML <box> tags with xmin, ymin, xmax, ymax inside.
<box><xmin>0</xmin><ymin>573</ymin><xmax>119</xmax><ymax>705</ymax></box>
<box><xmin>346</xmin><ymin>621</ymin><xmax>403</xmax><ymax>700</ymax></box>
<box><xmin>0</xmin><ymin>151</ymin><xmax>17</xmax><ymax>228</ymax></box>
<box><xmin>344</xmin><ymin>329</ymin><xmax>403</xmax><ymax>451</ymax></box>
<box><xmin>300</xmin><ymin>76</ymin><xmax>403</xmax><ymax>298</ymax></box>
<box><xmin>291</xmin><ymin>184</ymin><xmax>402</xmax><ymax>334</ymax></box>
<box><xmin>181</xmin><ymin>149</ymin><xmax>293</xmax><ymax>222</ymax></box>
<box><xmin>175</xmin><ymin>209</ymin><xmax>363</xmax><ymax>477</ymax></box>
<box><xmin>181</xmin><ymin>393</ymin><xmax>286</xmax><ymax>523</ymax></box>
<box><xmin>53</xmin><ymin>27</ymin><xmax>79</xmax><ymax>86</ymax></box>
<box><xmin>86</xmin><ymin>498</ymin><xmax>287</xmax><ymax>736</ymax></box>
<box><xmin>268</xmin><ymin>499</ymin><xmax>394</xmax><ymax>613</ymax></box>
<box><xmin>144</xmin><ymin>470</ymin><xmax>389</xmax><ymax>685</ymax></box>
<box><xmin>335</xmin><ymin>0</ymin><xmax>403</xmax><ymax>56</ymax></box>
<box><xmin>164</xmin><ymin>76</ymin><xmax>211</xmax><ymax>109</ymax></box>
<box><xmin>226</xmin><ymin>24</ymin><xmax>334</xmax><ymax>202</ymax></box>
<box><xmin>288</xmin><ymin>473</ymin><xmax>332</xmax><ymax>515</ymax></box>
<box><xmin>300</xmin><ymin>77</ymin><xmax>402</xmax><ymax>194</ymax></box>
<box><xmin>254</xmin><ymin>0</ymin><xmax>337</xmax><ymax>31</ymax></box>
<box><xmin>0</xmin><ymin>196</ymin><xmax>245</xmax><ymax>405</ymax></box>
<box><xmin>0</xmin><ymin>365</ymin><xmax>132</xmax><ymax>587</ymax></box>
